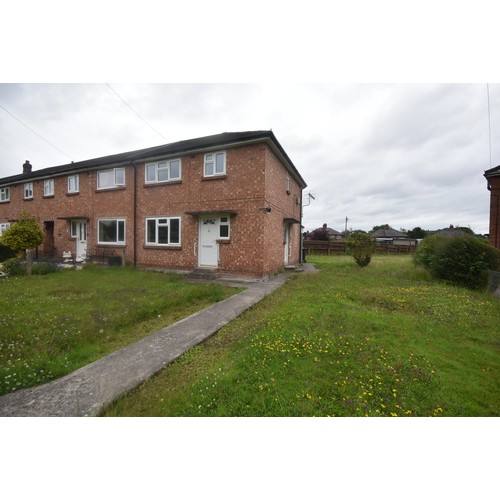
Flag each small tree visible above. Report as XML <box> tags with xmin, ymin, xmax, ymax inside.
<box><xmin>346</xmin><ymin>230</ymin><xmax>377</xmax><ymax>267</ymax></box>
<box><xmin>0</xmin><ymin>212</ymin><xmax>44</xmax><ymax>275</ymax></box>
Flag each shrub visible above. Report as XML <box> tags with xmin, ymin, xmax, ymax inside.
<box><xmin>415</xmin><ymin>236</ymin><xmax>500</xmax><ymax>290</ymax></box>
<box><xmin>346</xmin><ymin>231</ymin><xmax>377</xmax><ymax>267</ymax></box>
<box><xmin>1</xmin><ymin>258</ymin><xmax>59</xmax><ymax>276</ymax></box>
<box><xmin>2</xmin><ymin>258</ymin><xmax>26</xmax><ymax>276</ymax></box>
<box><xmin>414</xmin><ymin>235</ymin><xmax>448</xmax><ymax>269</ymax></box>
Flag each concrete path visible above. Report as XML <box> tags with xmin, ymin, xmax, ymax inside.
<box><xmin>0</xmin><ymin>274</ymin><xmax>288</xmax><ymax>417</ymax></box>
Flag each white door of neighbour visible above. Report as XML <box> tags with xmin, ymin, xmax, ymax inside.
<box><xmin>199</xmin><ymin>216</ymin><xmax>218</xmax><ymax>267</ymax></box>
<box><xmin>75</xmin><ymin>221</ymin><xmax>87</xmax><ymax>261</ymax></box>
<box><xmin>284</xmin><ymin>223</ymin><xmax>290</xmax><ymax>265</ymax></box>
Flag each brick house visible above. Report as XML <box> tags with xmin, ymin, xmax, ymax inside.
<box><xmin>0</xmin><ymin>131</ymin><xmax>307</xmax><ymax>277</ymax></box>
<box><xmin>485</xmin><ymin>164</ymin><xmax>500</xmax><ymax>249</ymax></box>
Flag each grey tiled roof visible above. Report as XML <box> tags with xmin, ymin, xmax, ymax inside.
<box><xmin>0</xmin><ymin>130</ymin><xmax>307</xmax><ymax>188</ymax></box>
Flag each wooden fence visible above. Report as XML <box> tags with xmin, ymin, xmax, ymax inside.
<box><xmin>303</xmin><ymin>240</ymin><xmax>417</xmax><ymax>256</ymax></box>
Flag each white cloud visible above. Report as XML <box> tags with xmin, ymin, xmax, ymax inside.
<box><xmin>0</xmin><ymin>83</ymin><xmax>498</xmax><ymax>234</ymax></box>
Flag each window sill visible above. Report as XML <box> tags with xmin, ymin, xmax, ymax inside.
<box><xmin>143</xmin><ymin>245</ymin><xmax>182</xmax><ymax>250</ymax></box>
<box><xmin>0</xmin><ymin>200</ymin><xmax>10</xmax><ymax>204</ymax></box>
<box><xmin>143</xmin><ymin>180</ymin><xmax>182</xmax><ymax>188</ymax></box>
<box><xmin>95</xmin><ymin>186</ymin><xmax>126</xmax><ymax>193</ymax></box>
<box><xmin>43</xmin><ymin>195</ymin><xmax>54</xmax><ymax>199</ymax></box>
<box><xmin>217</xmin><ymin>239</ymin><xmax>231</xmax><ymax>244</ymax></box>
<box><xmin>67</xmin><ymin>192</ymin><xmax>80</xmax><ymax>196</ymax></box>
<box><xmin>202</xmin><ymin>175</ymin><xmax>227</xmax><ymax>181</ymax></box>
<box><xmin>24</xmin><ymin>198</ymin><xmax>34</xmax><ymax>201</ymax></box>
<box><xmin>96</xmin><ymin>243</ymin><xmax>126</xmax><ymax>247</ymax></box>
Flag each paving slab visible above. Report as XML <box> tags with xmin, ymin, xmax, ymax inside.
<box><xmin>0</xmin><ymin>275</ymin><xmax>287</xmax><ymax>417</ymax></box>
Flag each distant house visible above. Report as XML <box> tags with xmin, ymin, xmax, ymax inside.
<box><xmin>370</xmin><ymin>227</ymin><xmax>414</xmax><ymax>246</ymax></box>
<box><xmin>485</xmin><ymin>165</ymin><xmax>500</xmax><ymax>249</ymax></box>
<box><xmin>0</xmin><ymin>130</ymin><xmax>307</xmax><ymax>277</ymax></box>
<box><xmin>430</xmin><ymin>226</ymin><xmax>473</xmax><ymax>238</ymax></box>
<box><xmin>308</xmin><ymin>223</ymin><xmax>343</xmax><ymax>240</ymax></box>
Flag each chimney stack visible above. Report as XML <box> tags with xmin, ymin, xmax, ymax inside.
<box><xmin>23</xmin><ymin>160</ymin><xmax>32</xmax><ymax>174</ymax></box>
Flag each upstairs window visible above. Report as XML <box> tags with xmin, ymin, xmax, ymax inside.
<box><xmin>97</xmin><ymin>168</ymin><xmax>125</xmax><ymax>189</ymax></box>
<box><xmin>145</xmin><ymin>159</ymin><xmax>181</xmax><ymax>183</ymax></box>
<box><xmin>68</xmin><ymin>175</ymin><xmax>79</xmax><ymax>193</ymax></box>
<box><xmin>146</xmin><ymin>217</ymin><xmax>181</xmax><ymax>246</ymax></box>
<box><xmin>0</xmin><ymin>187</ymin><xmax>9</xmax><ymax>202</ymax></box>
<box><xmin>44</xmin><ymin>179</ymin><xmax>54</xmax><ymax>196</ymax></box>
<box><xmin>24</xmin><ymin>182</ymin><xmax>33</xmax><ymax>199</ymax></box>
<box><xmin>204</xmin><ymin>151</ymin><xmax>226</xmax><ymax>177</ymax></box>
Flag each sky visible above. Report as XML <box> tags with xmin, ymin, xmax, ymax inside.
<box><xmin>0</xmin><ymin>83</ymin><xmax>498</xmax><ymax>234</ymax></box>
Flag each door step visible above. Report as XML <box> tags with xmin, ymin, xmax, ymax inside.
<box><xmin>189</xmin><ymin>268</ymin><xmax>218</xmax><ymax>280</ymax></box>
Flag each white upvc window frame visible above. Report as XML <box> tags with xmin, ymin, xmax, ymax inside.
<box><xmin>204</xmin><ymin>151</ymin><xmax>226</xmax><ymax>177</ymax></box>
<box><xmin>0</xmin><ymin>187</ymin><xmax>10</xmax><ymax>202</ymax></box>
<box><xmin>97</xmin><ymin>218</ymin><xmax>126</xmax><ymax>245</ymax></box>
<box><xmin>68</xmin><ymin>175</ymin><xmax>79</xmax><ymax>193</ymax></box>
<box><xmin>219</xmin><ymin>216</ymin><xmax>230</xmax><ymax>239</ymax></box>
<box><xmin>145</xmin><ymin>216</ymin><xmax>181</xmax><ymax>246</ymax></box>
<box><xmin>44</xmin><ymin>178</ymin><xmax>55</xmax><ymax>196</ymax></box>
<box><xmin>97</xmin><ymin>168</ymin><xmax>125</xmax><ymax>190</ymax></box>
<box><xmin>145</xmin><ymin>158</ymin><xmax>182</xmax><ymax>184</ymax></box>
<box><xmin>24</xmin><ymin>182</ymin><xmax>33</xmax><ymax>199</ymax></box>
<box><xmin>0</xmin><ymin>222</ymin><xmax>11</xmax><ymax>236</ymax></box>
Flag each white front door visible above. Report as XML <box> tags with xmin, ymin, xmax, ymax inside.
<box><xmin>199</xmin><ymin>216</ymin><xmax>219</xmax><ymax>267</ymax></box>
<box><xmin>284</xmin><ymin>223</ymin><xmax>290</xmax><ymax>265</ymax></box>
<box><xmin>75</xmin><ymin>221</ymin><xmax>87</xmax><ymax>261</ymax></box>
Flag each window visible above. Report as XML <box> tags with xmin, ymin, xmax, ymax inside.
<box><xmin>0</xmin><ymin>187</ymin><xmax>9</xmax><ymax>202</ymax></box>
<box><xmin>146</xmin><ymin>217</ymin><xmax>181</xmax><ymax>246</ymax></box>
<box><xmin>204</xmin><ymin>151</ymin><xmax>226</xmax><ymax>177</ymax></box>
<box><xmin>286</xmin><ymin>176</ymin><xmax>291</xmax><ymax>194</ymax></box>
<box><xmin>97</xmin><ymin>168</ymin><xmax>125</xmax><ymax>189</ymax></box>
<box><xmin>0</xmin><ymin>222</ymin><xmax>10</xmax><ymax>236</ymax></box>
<box><xmin>145</xmin><ymin>159</ymin><xmax>181</xmax><ymax>183</ymax></box>
<box><xmin>219</xmin><ymin>216</ymin><xmax>230</xmax><ymax>239</ymax></box>
<box><xmin>68</xmin><ymin>175</ymin><xmax>79</xmax><ymax>193</ymax></box>
<box><xmin>98</xmin><ymin>219</ymin><xmax>126</xmax><ymax>244</ymax></box>
<box><xmin>44</xmin><ymin>179</ymin><xmax>54</xmax><ymax>196</ymax></box>
<box><xmin>24</xmin><ymin>182</ymin><xmax>33</xmax><ymax>199</ymax></box>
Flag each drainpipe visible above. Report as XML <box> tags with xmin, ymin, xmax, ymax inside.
<box><xmin>300</xmin><ymin>190</ymin><xmax>304</xmax><ymax>263</ymax></box>
<box><xmin>132</xmin><ymin>161</ymin><xmax>137</xmax><ymax>267</ymax></box>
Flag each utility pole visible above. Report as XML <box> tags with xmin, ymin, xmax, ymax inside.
<box><xmin>345</xmin><ymin>217</ymin><xmax>349</xmax><ymax>237</ymax></box>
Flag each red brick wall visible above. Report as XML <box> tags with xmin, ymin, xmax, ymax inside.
<box><xmin>488</xmin><ymin>176</ymin><xmax>500</xmax><ymax>249</ymax></box>
<box><xmin>0</xmin><ymin>141</ymin><xmax>304</xmax><ymax>276</ymax></box>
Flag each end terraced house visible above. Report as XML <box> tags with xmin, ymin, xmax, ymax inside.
<box><xmin>485</xmin><ymin>164</ymin><xmax>500</xmax><ymax>250</ymax></box>
<box><xmin>0</xmin><ymin>131</ymin><xmax>307</xmax><ymax>277</ymax></box>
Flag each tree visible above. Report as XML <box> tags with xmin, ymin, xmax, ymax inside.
<box><xmin>407</xmin><ymin>226</ymin><xmax>427</xmax><ymax>239</ymax></box>
<box><xmin>371</xmin><ymin>224</ymin><xmax>391</xmax><ymax>232</ymax></box>
<box><xmin>0</xmin><ymin>212</ymin><xmax>44</xmax><ymax>275</ymax></box>
<box><xmin>346</xmin><ymin>230</ymin><xmax>377</xmax><ymax>267</ymax></box>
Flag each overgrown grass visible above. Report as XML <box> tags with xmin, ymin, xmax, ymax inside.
<box><xmin>103</xmin><ymin>255</ymin><xmax>500</xmax><ymax>417</ymax></box>
<box><xmin>0</xmin><ymin>267</ymin><xmax>236</xmax><ymax>395</ymax></box>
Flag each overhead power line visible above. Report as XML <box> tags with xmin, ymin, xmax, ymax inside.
<box><xmin>0</xmin><ymin>103</ymin><xmax>75</xmax><ymax>161</ymax></box>
<box><xmin>105</xmin><ymin>84</ymin><xmax>167</xmax><ymax>141</ymax></box>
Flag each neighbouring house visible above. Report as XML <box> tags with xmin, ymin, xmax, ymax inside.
<box><xmin>370</xmin><ymin>227</ymin><xmax>415</xmax><ymax>246</ymax></box>
<box><xmin>0</xmin><ymin>131</ymin><xmax>307</xmax><ymax>277</ymax></box>
<box><xmin>485</xmin><ymin>165</ymin><xmax>500</xmax><ymax>249</ymax></box>
<box><xmin>307</xmin><ymin>223</ymin><xmax>343</xmax><ymax>240</ymax></box>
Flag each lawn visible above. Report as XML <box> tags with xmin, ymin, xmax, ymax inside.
<box><xmin>0</xmin><ymin>266</ymin><xmax>236</xmax><ymax>396</ymax></box>
<box><xmin>103</xmin><ymin>255</ymin><xmax>500</xmax><ymax>417</ymax></box>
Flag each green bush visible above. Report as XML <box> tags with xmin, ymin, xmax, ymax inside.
<box><xmin>346</xmin><ymin>231</ymin><xmax>377</xmax><ymax>267</ymax></box>
<box><xmin>2</xmin><ymin>258</ymin><xmax>59</xmax><ymax>276</ymax></box>
<box><xmin>414</xmin><ymin>235</ymin><xmax>449</xmax><ymax>268</ymax></box>
<box><xmin>415</xmin><ymin>236</ymin><xmax>500</xmax><ymax>290</ymax></box>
